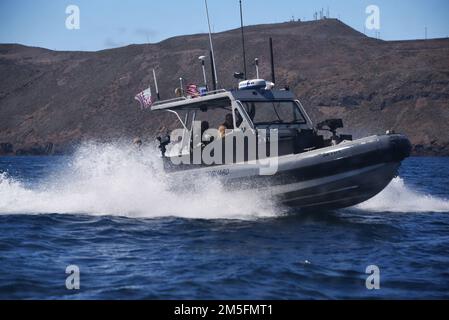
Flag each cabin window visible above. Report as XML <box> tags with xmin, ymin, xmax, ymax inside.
<box><xmin>195</xmin><ymin>105</ymin><xmax>234</xmax><ymax>130</ymax></box>
<box><xmin>241</xmin><ymin>101</ymin><xmax>306</xmax><ymax>125</ymax></box>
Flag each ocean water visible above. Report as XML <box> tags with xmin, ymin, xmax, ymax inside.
<box><xmin>0</xmin><ymin>143</ymin><xmax>448</xmax><ymax>299</ymax></box>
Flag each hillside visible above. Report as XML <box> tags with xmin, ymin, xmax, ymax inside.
<box><xmin>1</xmin><ymin>19</ymin><xmax>449</xmax><ymax>155</ymax></box>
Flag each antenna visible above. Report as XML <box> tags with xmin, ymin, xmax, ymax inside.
<box><xmin>209</xmin><ymin>50</ymin><xmax>217</xmax><ymax>90</ymax></box>
<box><xmin>425</xmin><ymin>26</ymin><xmax>428</xmax><ymax>40</ymax></box>
<box><xmin>204</xmin><ymin>0</ymin><xmax>218</xmax><ymax>87</ymax></box>
<box><xmin>239</xmin><ymin>0</ymin><xmax>247</xmax><ymax>79</ymax></box>
<box><xmin>269</xmin><ymin>37</ymin><xmax>275</xmax><ymax>84</ymax></box>
<box><xmin>179</xmin><ymin>77</ymin><xmax>184</xmax><ymax>96</ymax></box>
<box><xmin>254</xmin><ymin>58</ymin><xmax>259</xmax><ymax>79</ymax></box>
<box><xmin>198</xmin><ymin>56</ymin><xmax>208</xmax><ymax>89</ymax></box>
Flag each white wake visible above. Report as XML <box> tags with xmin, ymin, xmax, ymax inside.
<box><xmin>1</xmin><ymin>143</ymin><xmax>448</xmax><ymax>217</ymax></box>
<box><xmin>0</xmin><ymin>143</ymin><xmax>278</xmax><ymax>219</ymax></box>
<box><xmin>357</xmin><ymin>177</ymin><xmax>449</xmax><ymax>213</ymax></box>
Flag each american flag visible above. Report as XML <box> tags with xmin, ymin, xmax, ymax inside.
<box><xmin>186</xmin><ymin>84</ymin><xmax>200</xmax><ymax>97</ymax></box>
<box><xmin>134</xmin><ymin>87</ymin><xmax>154</xmax><ymax>109</ymax></box>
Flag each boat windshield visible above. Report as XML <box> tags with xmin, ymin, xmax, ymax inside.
<box><xmin>241</xmin><ymin>100</ymin><xmax>306</xmax><ymax>125</ymax></box>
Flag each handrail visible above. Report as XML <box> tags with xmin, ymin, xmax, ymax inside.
<box><xmin>165</xmin><ymin>109</ymin><xmax>188</xmax><ymax>131</ymax></box>
<box><xmin>152</xmin><ymin>96</ymin><xmax>187</xmax><ymax>106</ymax></box>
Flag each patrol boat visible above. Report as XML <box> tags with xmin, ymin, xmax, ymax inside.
<box><xmin>150</xmin><ymin>79</ymin><xmax>411</xmax><ymax>211</ymax></box>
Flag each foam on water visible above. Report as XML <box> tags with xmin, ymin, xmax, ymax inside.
<box><xmin>1</xmin><ymin>143</ymin><xmax>448</xmax><ymax>217</ymax></box>
<box><xmin>357</xmin><ymin>177</ymin><xmax>449</xmax><ymax>213</ymax></box>
<box><xmin>0</xmin><ymin>143</ymin><xmax>278</xmax><ymax>219</ymax></box>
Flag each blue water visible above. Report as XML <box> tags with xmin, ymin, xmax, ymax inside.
<box><xmin>1</xmin><ymin>146</ymin><xmax>449</xmax><ymax>299</ymax></box>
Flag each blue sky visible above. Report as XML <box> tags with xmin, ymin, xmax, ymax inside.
<box><xmin>0</xmin><ymin>0</ymin><xmax>448</xmax><ymax>51</ymax></box>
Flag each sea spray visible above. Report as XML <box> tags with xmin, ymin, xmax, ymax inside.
<box><xmin>1</xmin><ymin>143</ymin><xmax>449</xmax><ymax>217</ymax></box>
<box><xmin>357</xmin><ymin>177</ymin><xmax>449</xmax><ymax>213</ymax></box>
<box><xmin>0</xmin><ymin>142</ymin><xmax>279</xmax><ymax>219</ymax></box>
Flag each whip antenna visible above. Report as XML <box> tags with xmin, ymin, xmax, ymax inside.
<box><xmin>204</xmin><ymin>0</ymin><xmax>218</xmax><ymax>88</ymax></box>
<box><xmin>239</xmin><ymin>0</ymin><xmax>247</xmax><ymax>79</ymax></box>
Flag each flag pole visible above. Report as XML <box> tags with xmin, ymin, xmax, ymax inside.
<box><xmin>148</xmin><ymin>84</ymin><xmax>153</xmax><ymax>108</ymax></box>
<box><xmin>153</xmin><ymin>69</ymin><xmax>160</xmax><ymax>100</ymax></box>
<box><xmin>204</xmin><ymin>0</ymin><xmax>218</xmax><ymax>88</ymax></box>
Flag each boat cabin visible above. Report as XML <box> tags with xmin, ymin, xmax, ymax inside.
<box><xmin>151</xmin><ymin>80</ymin><xmax>331</xmax><ymax>165</ymax></box>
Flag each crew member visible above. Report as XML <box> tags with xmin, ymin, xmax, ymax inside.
<box><xmin>218</xmin><ymin>114</ymin><xmax>234</xmax><ymax>138</ymax></box>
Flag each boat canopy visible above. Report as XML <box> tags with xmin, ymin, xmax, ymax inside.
<box><xmin>150</xmin><ymin>90</ymin><xmax>231</xmax><ymax>112</ymax></box>
<box><xmin>150</xmin><ymin>87</ymin><xmax>297</xmax><ymax>112</ymax></box>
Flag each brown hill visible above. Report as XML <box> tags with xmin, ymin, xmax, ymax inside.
<box><xmin>1</xmin><ymin>19</ymin><xmax>448</xmax><ymax>155</ymax></box>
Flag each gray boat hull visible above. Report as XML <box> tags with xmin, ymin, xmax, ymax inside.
<box><xmin>167</xmin><ymin>134</ymin><xmax>410</xmax><ymax>210</ymax></box>
<box><xmin>267</xmin><ymin>162</ymin><xmax>399</xmax><ymax>210</ymax></box>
